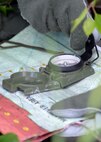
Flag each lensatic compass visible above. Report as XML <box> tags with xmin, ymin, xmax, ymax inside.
<box><xmin>2</xmin><ymin>53</ymin><xmax>95</xmax><ymax>95</ymax></box>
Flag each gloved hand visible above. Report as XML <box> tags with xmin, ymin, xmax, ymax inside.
<box><xmin>17</xmin><ymin>0</ymin><xmax>87</xmax><ymax>52</ymax></box>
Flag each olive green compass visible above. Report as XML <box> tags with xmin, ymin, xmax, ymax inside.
<box><xmin>2</xmin><ymin>53</ymin><xmax>94</xmax><ymax>95</ymax></box>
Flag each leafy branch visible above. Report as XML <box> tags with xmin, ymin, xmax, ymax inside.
<box><xmin>72</xmin><ymin>0</ymin><xmax>101</xmax><ymax>36</ymax></box>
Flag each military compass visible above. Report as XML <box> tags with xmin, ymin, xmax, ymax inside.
<box><xmin>2</xmin><ymin>53</ymin><xmax>94</xmax><ymax>95</ymax></box>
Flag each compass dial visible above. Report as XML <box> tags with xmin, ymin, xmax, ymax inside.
<box><xmin>48</xmin><ymin>54</ymin><xmax>83</xmax><ymax>72</ymax></box>
<box><xmin>51</xmin><ymin>54</ymin><xmax>81</xmax><ymax>67</ymax></box>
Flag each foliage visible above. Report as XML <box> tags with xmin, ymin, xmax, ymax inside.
<box><xmin>72</xmin><ymin>0</ymin><xmax>101</xmax><ymax>36</ymax></box>
<box><xmin>0</xmin><ymin>0</ymin><xmax>15</xmax><ymax>15</ymax></box>
<box><xmin>0</xmin><ymin>133</ymin><xmax>19</xmax><ymax>142</ymax></box>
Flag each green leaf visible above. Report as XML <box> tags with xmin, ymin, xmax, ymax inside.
<box><xmin>0</xmin><ymin>5</ymin><xmax>14</xmax><ymax>15</ymax></box>
<box><xmin>0</xmin><ymin>5</ymin><xmax>7</xmax><ymax>15</ymax></box>
<box><xmin>71</xmin><ymin>8</ymin><xmax>88</xmax><ymax>32</ymax></box>
<box><xmin>83</xmin><ymin>18</ymin><xmax>95</xmax><ymax>36</ymax></box>
<box><xmin>77</xmin><ymin>132</ymin><xmax>95</xmax><ymax>142</ymax></box>
<box><xmin>0</xmin><ymin>133</ymin><xmax>19</xmax><ymax>142</ymax></box>
<box><xmin>95</xmin><ymin>13</ymin><xmax>101</xmax><ymax>33</ymax></box>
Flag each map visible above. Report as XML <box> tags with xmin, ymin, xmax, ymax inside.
<box><xmin>0</xmin><ymin>26</ymin><xmax>101</xmax><ymax>137</ymax></box>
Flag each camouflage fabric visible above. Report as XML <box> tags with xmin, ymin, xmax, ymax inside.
<box><xmin>17</xmin><ymin>0</ymin><xmax>88</xmax><ymax>51</ymax></box>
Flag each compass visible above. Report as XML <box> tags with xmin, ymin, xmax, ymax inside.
<box><xmin>2</xmin><ymin>53</ymin><xmax>95</xmax><ymax>95</ymax></box>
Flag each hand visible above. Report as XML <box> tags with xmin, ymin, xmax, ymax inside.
<box><xmin>17</xmin><ymin>0</ymin><xmax>88</xmax><ymax>52</ymax></box>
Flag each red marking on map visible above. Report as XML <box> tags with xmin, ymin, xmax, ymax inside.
<box><xmin>0</xmin><ymin>94</ymin><xmax>50</xmax><ymax>141</ymax></box>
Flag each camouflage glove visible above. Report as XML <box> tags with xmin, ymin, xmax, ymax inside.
<box><xmin>17</xmin><ymin>0</ymin><xmax>87</xmax><ymax>52</ymax></box>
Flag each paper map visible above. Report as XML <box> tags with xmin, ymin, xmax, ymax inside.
<box><xmin>0</xmin><ymin>26</ymin><xmax>101</xmax><ymax>136</ymax></box>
